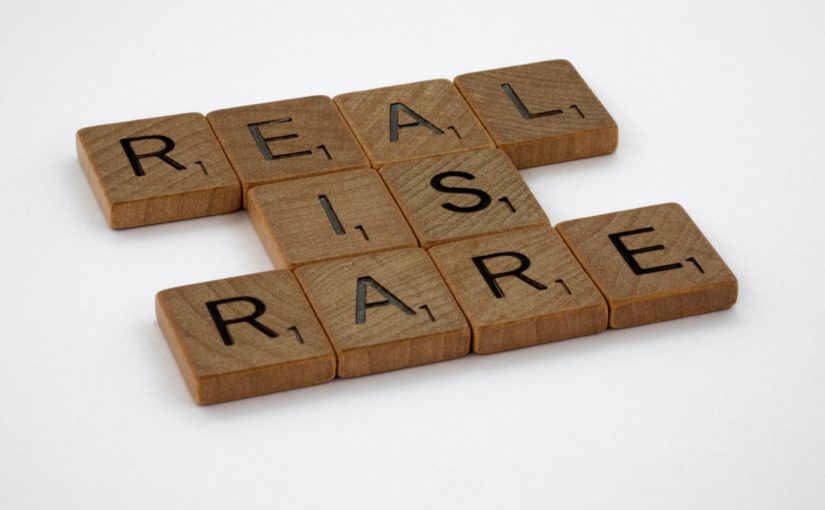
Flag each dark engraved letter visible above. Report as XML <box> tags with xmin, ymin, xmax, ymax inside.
<box><xmin>355</xmin><ymin>276</ymin><xmax>416</xmax><ymax>324</ymax></box>
<box><xmin>471</xmin><ymin>252</ymin><xmax>547</xmax><ymax>299</ymax></box>
<box><xmin>120</xmin><ymin>135</ymin><xmax>186</xmax><ymax>176</ymax></box>
<box><xmin>389</xmin><ymin>103</ymin><xmax>444</xmax><ymax>142</ymax></box>
<box><xmin>430</xmin><ymin>171</ymin><xmax>492</xmax><ymax>213</ymax></box>
<box><xmin>205</xmin><ymin>296</ymin><xmax>278</xmax><ymax>346</ymax></box>
<box><xmin>248</xmin><ymin>118</ymin><xmax>313</xmax><ymax>160</ymax></box>
<box><xmin>608</xmin><ymin>227</ymin><xmax>684</xmax><ymax>275</ymax></box>
<box><xmin>318</xmin><ymin>195</ymin><xmax>346</xmax><ymax>235</ymax></box>
<box><xmin>501</xmin><ymin>83</ymin><xmax>563</xmax><ymax>120</ymax></box>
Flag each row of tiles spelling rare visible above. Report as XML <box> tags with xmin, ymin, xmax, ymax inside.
<box><xmin>157</xmin><ymin>203</ymin><xmax>738</xmax><ymax>404</ymax></box>
<box><xmin>77</xmin><ymin>60</ymin><xmax>617</xmax><ymax>228</ymax></box>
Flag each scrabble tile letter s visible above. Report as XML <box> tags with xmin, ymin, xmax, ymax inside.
<box><xmin>380</xmin><ymin>148</ymin><xmax>549</xmax><ymax>248</ymax></box>
<box><xmin>77</xmin><ymin>113</ymin><xmax>241</xmax><ymax>228</ymax></box>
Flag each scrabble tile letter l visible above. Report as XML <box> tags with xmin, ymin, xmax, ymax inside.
<box><xmin>156</xmin><ymin>271</ymin><xmax>336</xmax><ymax>404</ymax></box>
<box><xmin>455</xmin><ymin>60</ymin><xmax>618</xmax><ymax>169</ymax></box>
<box><xmin>556</xmin><ymin>203</ymin><xmax>738</xmax><ymax>328</ymax></box>
<box><xmin>77</xmin><ymin>113</ymin><xmax>241</xmax><ymax>228</ymax></box>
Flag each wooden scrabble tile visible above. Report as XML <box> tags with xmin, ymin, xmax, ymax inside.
<box><xmin>294</xmin><ymin>248</ymin><xmax>470</xmax><ymax>377</ymax></box>
<box><xmin>555</xmin><ymin>203</ymin><xmax>738</xmax><ymax>328</ymax></box>
<box><xmin>247</xmin><ymin>168</ymin><xmax>417</xmax><ymax>269</ymax></box>
<box><xmin>334</xmin><ymin>79</ymin><xmax>494</xmax><ymax>167</ymax></box>
<box><xmin>428</xmin><ymin>227</ymin><xmax>607</xmax><ymax>354</ymax></box>
<box><xmin>454</xmin><ymin>60</ymin><xmax>618</xmax><ymax>169</ymax></box>
<box><xmin>156</xmin><ymin>270</ymin><xmax>336</xmax><ymax>404</ymax></box>
<box><xmin>379</xmin><ymin>148</ymin><xmax>549</xmax><ymax>248</ymax></box>
<box><xmin>207</xmin><ymin>96</ymin><xmax>370</xmax><ymax>202</ymax></box>
<box><xmin>77</xmin><ymin>113</ymin><xmax>241</xmax><ymax>228</ymax></box>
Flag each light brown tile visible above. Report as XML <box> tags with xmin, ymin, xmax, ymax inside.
<box><xmin>334</xmin><ymin>79</ymin><xmax>493</xmax><ymax>167</ymax></box>
<box><xmin>556</xmin><ymin>203</ymin><xmax>738</xmax><ymax>328</ymax></box>
<box><xmin>76</xmin><ymin>113</ymin><xmax>241</xmax><ymax>228</ymax></box>
<box><xmin>379</xmin><ymin>148</ymin><xmax>549</xmax><ymax>248</ymax></box>
<box><xmin>156</xmin><ymin>270</ymin><xmax>336</xmax><ymax>404</ymax></box>
<box><xmin>207</xmin><ymin>96</ymin><xmax>370</xmax><ymax>202</ymax></box>
<box><xmin>454</xmin><ymin>60</ymin><xmax>617</xmax><ymax>168</ymax></box>
<box><xmin>429</xmin><ymin>227</ymin><xmax>607</xmax><ymax>354</ymax></box>
<box><xmin>247</xmin><ymin>168</ymin><xmax>417</xmax><ymax>269</ymax></box>
<box><xmin>295</xmin><ymin>248</ymin><xmax>470</xmax><ymax>377</ymax></box>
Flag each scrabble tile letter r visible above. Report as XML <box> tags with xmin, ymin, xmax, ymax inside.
<box><xmin>156</xmin><ymin>270</ymin><xmax>336</xmax><ymax>404</ymax></box>
<box><xmin>77</xmin><ymin>113</ymin><xmax>241</xmax><ymax>228</ymax></box>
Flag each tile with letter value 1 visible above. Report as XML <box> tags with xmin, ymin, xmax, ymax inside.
<box><xmin>555</xmin><ymin>203</ymin><xmax>738</xmax><ymax>328</ymax></box>
<box><xmin>334</xmin><ymin>79</ymin><xmax>494</xmax><ymax>167</ymax></box>
<box><xmin>247</xmin><ymin>168</ymin><xmax>417</xmax><ymax>269</ymax></box>
<box><xmin>428</xmin><ymin>227</ymin><xmax>608</xmax><ymax>354</ymax></box>
<box><xmin>295</xmin><ymin>248</ymin><xmax>471</xmax><ymax>378</ymax></box>
<box><xmin>454</xmin><ymin>60</ymin><xmax>618</xmax><ymax>169</ymax></box>
<box><xmin>379</xmin><ymin>148</ymin><xmax>549</xmax><ymax>248</ymax></box>
<box><xmin>207</xmin><ymin>96</ymin><xmax>370</xmax><ymax>202</ymax></box>
<box><xmin>156</xmin><ymin>270</ymin><xmax>336</xmax><ymax>405</ymax></box>
<box><xmin>76</xmin><ymin>113</ymin><xmax>241</xmax><ymax>228</ymax></box>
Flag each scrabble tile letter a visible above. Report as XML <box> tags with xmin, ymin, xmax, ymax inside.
<box><xmin>295</xmin><ymin>249</ymin><xmax>471</xmax><ymax>377</ymax></box>
<box><xmin>334</xmin><ymin>80</ymin><xmax>494</xmax><ymax>167</ymax></box>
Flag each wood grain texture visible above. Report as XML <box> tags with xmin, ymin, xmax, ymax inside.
<box><xmin>155</xmin><ymin>270</ymin><xmax>336</xmax><ymax>404</ymax></box>
<box><xmin>334</xmin><ymin>79</ymin><xmax>494</xmax><ymax>167</ymax></box>
<box><xmin>294</xmin><ymin>248</ymin><xmax>470</xmax><ymax>378</ymax></box>
<box><xmin>555</xmin><ymin>203</ymin><xmax>738</xmax><ymax>328</ymax></box>
<box><xmin>379</xmin><ymin>148</ymin><xmax>549</xmax><ymax>248</ymax></box>
<box><xmin>454</xmin><ymin>60</ymin><xmax>617</xmax><ymax>169</ymax></box>
<box><xmin>207</xmin><ymin>96</ymin><xmax>369</xmax><ymax>203</ymax></box>
<box><xmin>76</xmin><ymin>113</ymin><xmax>241</xmax><ymax>228</ymax></box>
<box><xmin>429</xmin><ymin>227</ymin><xmax>607</xmax><ymax>354</ymax></box>
<box><xmin>247</xmin><ymin>168</ymin><xmax>417</xmax><ymax>269</ymax></box>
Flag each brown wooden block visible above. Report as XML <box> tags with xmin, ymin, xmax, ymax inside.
<box><xmin>428</xmin><ymin>227</ymin><xmax>607</xmax><ymax>354</ymax></box>
<box><xmin>555</xmin><ymin>203</ymin><xmax>738</xmax><ymax>328</ymax></box>
<box><xmin>247</xmin><ymin>168</ymin><xmax>417</xmax><ymax>269</ymax></box>
<box><xmin>334</xmin><ymin>79</ymin><xmax>494</xmax><ymax>167</ymax></box>
<box><xmin>76</xmin><ymin>113</ymin><xmax>241</xmax><ymax>228</ymax></box>
<box><xmin>379</xmin><ymin>148</ymin><xmax>549</xmax><ymax>248</ymax></box>
<box><xmin>294</xmin><ymin>248</ymin><xmax>470</xmax><ymax>377</ymax></box>
<box><xmin>156</xmin><ymin>270</ymin><xmax>336</xmax><ymax>404</ymax></box>
<box><xmin>207</xmin><ymin>96</ymin><xmax>370</xmax><ymax>202</ymax></box>
<box><xmin>454</xmin><ymin>60</ymin><xmax>618</xmax><ymax>169</ymax></box>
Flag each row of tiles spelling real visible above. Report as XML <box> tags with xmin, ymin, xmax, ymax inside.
<box><xmin>76</xmin><ymin>59</ymin><xmax>618</xmax><ymax>228</ymax></box>
<box><xmin>157</xmin><ymin>203</ymin><xmax>738</xmax><ymax>405</ymax></box>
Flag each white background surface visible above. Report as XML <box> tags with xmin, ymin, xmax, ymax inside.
<box><xmin>1</xmin><ymin>1</ymin><xmax>824</xmax><ymax>508</ymax></box>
